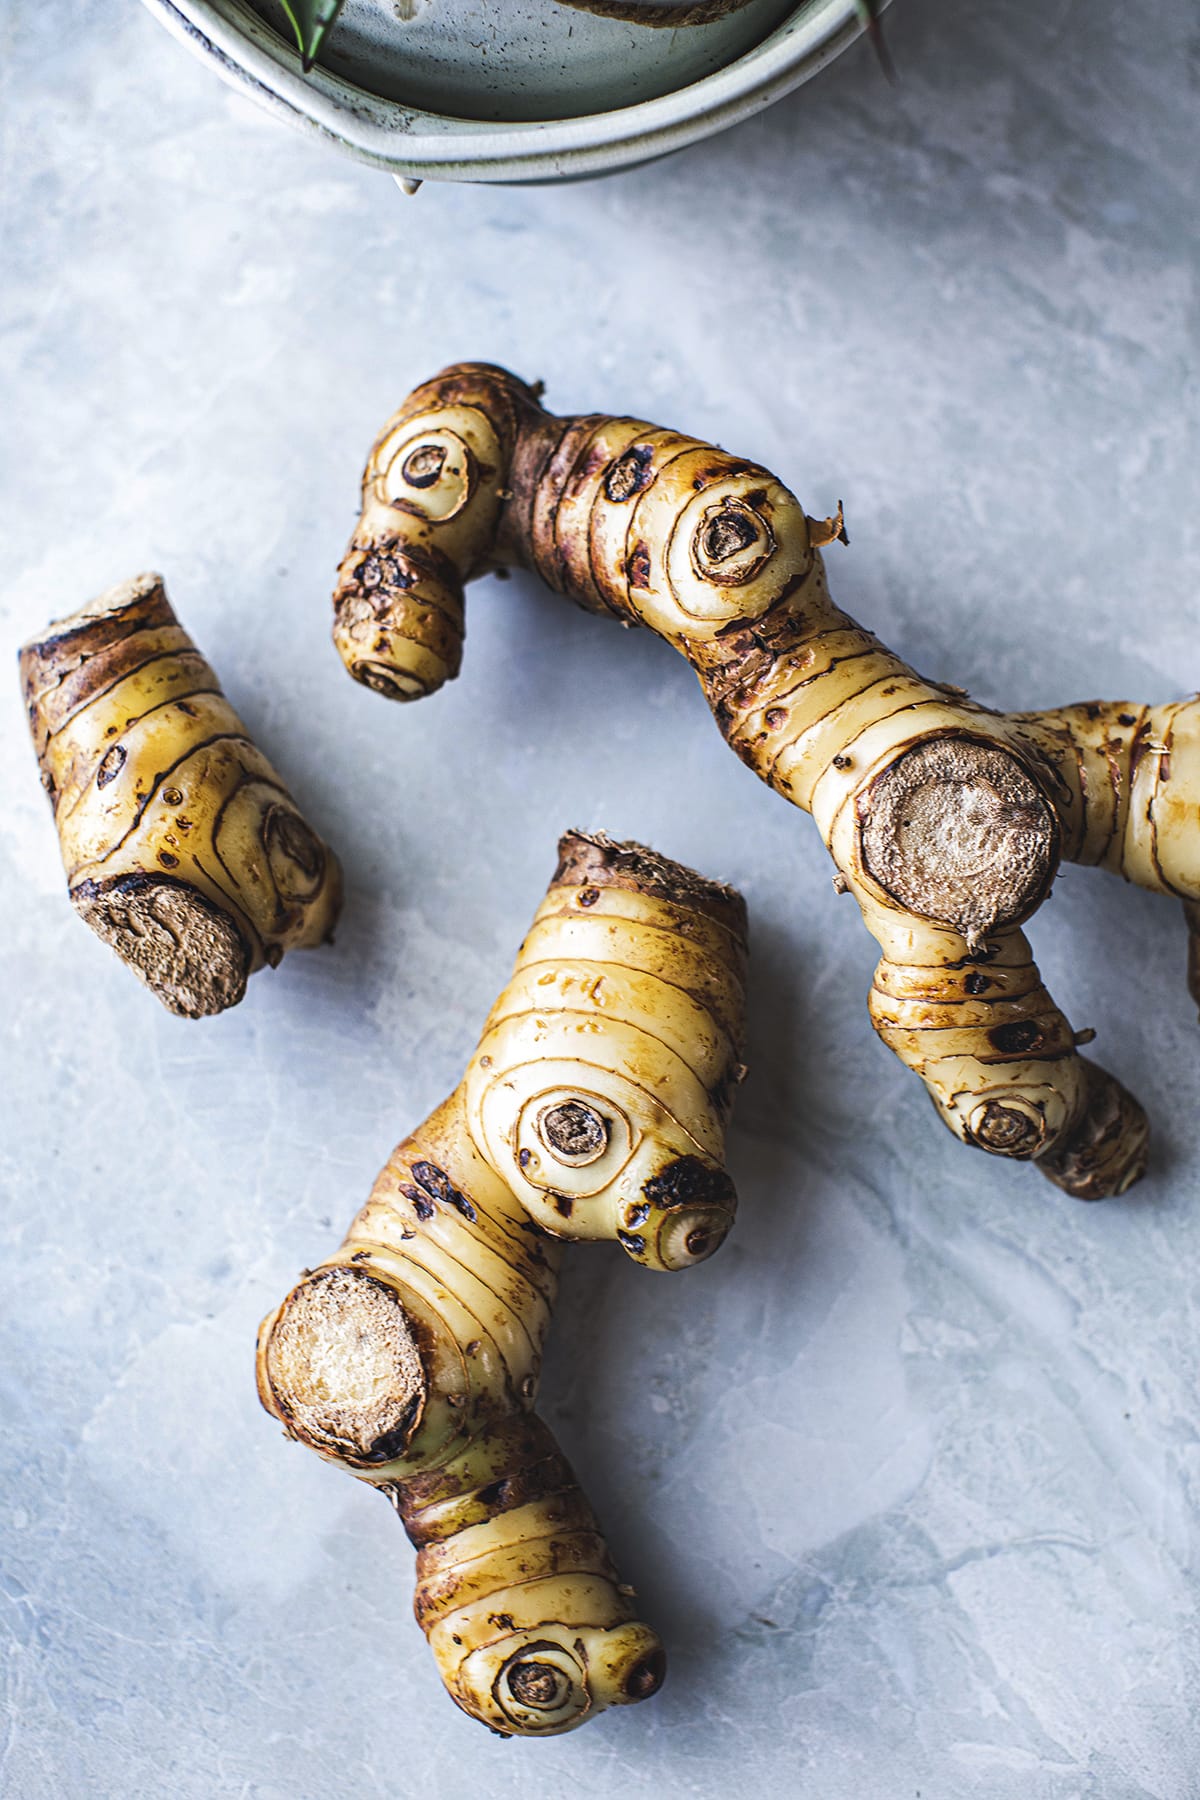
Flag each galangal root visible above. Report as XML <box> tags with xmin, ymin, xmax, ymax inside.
<box><xmin>20</xmin><ymin>573</ymin><xmax>341</xmax><ymax>1017</ymax></box>
<box><xmin>332</xmin><ymin>362</ymin><xmax>1200</xmax><ymax>1199</ymax></box>
<box><xmin>257</xmin><ymin>830</ymin><xmax>748</xmax><ymax>1735</ymax></box>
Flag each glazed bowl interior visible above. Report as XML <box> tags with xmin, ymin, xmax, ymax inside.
<box><xmin>141</xmin><ymin>0</ymin><xmax>874</xmax><ymax>181</ymax></box>
<box><xmin>248</xmin><ymin>0</ymin><xmax>801</xmax><ymax>122</ymax></box>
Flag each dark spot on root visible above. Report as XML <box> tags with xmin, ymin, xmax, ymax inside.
<box><xmin>541</xmin><ymin>1100</ymin><xmax>607</xmax><ymax>1159</ymax></box>
<box><xmin>625</xmin><ymin>1649</ymin><xmax>666</xmax><ymax>1701</ymax></box>
<box><xmin>627</xmin><ymin>543</ymin><xmax>652</xmax><ymax>589</ymax></box>
<box><xmin>989</xmin><ymin>1019</ymin><xmax>1043</xmax><ymax>1056</ymax></box>
<box><xmin>402</xmin><ymin>444</ymin><xmax>447</xmax><ymax>488</ymax></box>
<box><xmin>642</xmin><ymin>1156</ymin><xmax>736</xmax><ymax>1212</ymax></box>
<box><xmin>402</xmin><ymin>1184</ymin><xmax>436</xmax><ymax>1222</ymax></box>
<box><xmin>965</xmin><ymin>970</ymin><xmax>990</xmax><ymax>995</ymax></box>
<box><xmin>410</xmin><ymin>1160</ymin><xmax>476</xmax><ymax>1221</ymax></box>
<box><xmin>617</xmin><ymin>1231</ymin><xmax>646</xmax><ymax>1255</ymax></box>
<box><xmin>577</xmin><ymin>887</ymin><xmax>599</xmax><ymax>908</ymax></box>
<box><xmin>605</xmin><ymin>444</ymin><xmax>655</xmax><ymax>504</ymax></box>
<box><xmin>702</xmin><ymin>508</ymin><xmax>758</xmax><ymax>563</ymax></box>
<box><xmin>410</xmin><ymin>1159</ymin><xmax>453</xmax><ymax>1202</ymax></box>
<box><xmin>508</xmin><ymin>1663</ymin><xmax>562</xmax><ymax>1708</ymax></box>
<box><xmin>362</xmin><ymin>553</ymin><xmax>416</xmax><ymax>593</ymax></box>
<box><xmin>96</xmin><ymin>744</ymin><xmax>126</xmax><ymax>788</ymax></box>
<box><xmin>361</xmin><ymin>1393</ymin><xmax>423</xmax><ymax>1464</ymax></box>
<box><xmin>971</xmin><ymin>1102</ymin><xmax>1043</xmax><ymax>1155</ymax></box>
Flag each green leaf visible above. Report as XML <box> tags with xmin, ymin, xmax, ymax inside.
<box><xmin>278</xmin><ymin>0</ymin><xmax>345</xmax><ymax>72</ymax></box>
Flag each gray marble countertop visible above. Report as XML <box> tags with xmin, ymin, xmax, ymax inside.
<box><xmin>2</xmin><ymin>4</ymin><xmax>1198</xmax><ymax>1796</ymax></box>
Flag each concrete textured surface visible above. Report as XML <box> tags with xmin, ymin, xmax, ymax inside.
<box><xmin>1</xmin><ymin>3</ymin><xmax>1198</xmax><ymax>1796</ymax></box>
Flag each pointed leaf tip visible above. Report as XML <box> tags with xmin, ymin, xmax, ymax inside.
<box><xmin>855</xmin><ymin>0</ymin><xmax>898</xmax><ymax>84</ymax></box>
<box><xmin>279</xmin><ymin>0</ymin><xmax>345</xmax><ymax>73</ymax></box>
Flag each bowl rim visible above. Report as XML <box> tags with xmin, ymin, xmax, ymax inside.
<box><xmin>140</xmin><ymin>0</ymin><xmax>870</xmax><ymax>182</ymax></box>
